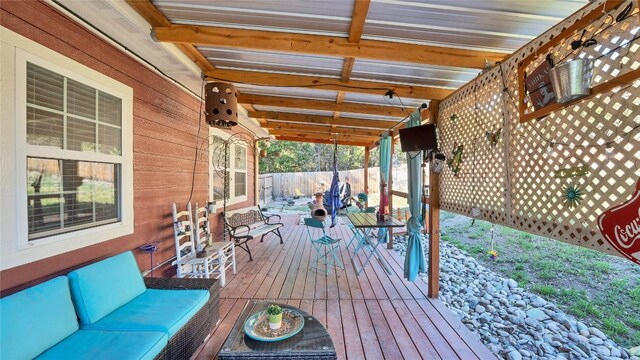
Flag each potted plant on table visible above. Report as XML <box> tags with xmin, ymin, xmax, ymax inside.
<box><xmin>267</xmin><ymin>304</ymin><xmax>283</xmax><ymax>330</ymax></box>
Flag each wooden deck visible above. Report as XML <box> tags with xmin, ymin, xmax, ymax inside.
<box><xmin>195</xmin><ymin>221</ymin><xmax>496</xmax><ymax>360</ymax></box>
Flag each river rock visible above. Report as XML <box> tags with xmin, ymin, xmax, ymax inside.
<box><xmin>392</xmin><ymin>234</ymin><xmax>627</xmax><ymax>360</ymax></box>
<box><xmin>589</xmin><ymin>327</ymin><xmax>607</xmax><ymax>339</ymax></box>
<box><xmin>597</xmin><ymin>345</ymin><xmax>611</xmax><ymax>357</ymax></box>
<box><xmin>506</xmin><ymin>349</ymin><xmax>522</xmax><ymax>360</ymax></box>
<box><xmin>531</xmin><ymin>296</ymin><xmax>547</xmax><ymax>307</ymax></box>
<box><xmin>526</xmin><ymin>308</ymin><xmax>550</xmax><ymax>321</ymax></box>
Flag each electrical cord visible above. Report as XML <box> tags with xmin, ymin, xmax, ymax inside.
<box><xmin>187</xmin><ymin>79</ymin><xmax>205</xmax><ymax>205</ymax></box>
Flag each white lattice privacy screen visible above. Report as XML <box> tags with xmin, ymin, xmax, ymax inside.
<box><xmin>437</xmin><ymin>0</ymin><xmax>640</xmax><ymax>256</ymax></box>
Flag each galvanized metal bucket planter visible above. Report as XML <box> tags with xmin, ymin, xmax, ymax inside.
<box><xmin>549</xmin><ymin>59</ymin><xmax>594</xmax><ymax>103</ymax></box>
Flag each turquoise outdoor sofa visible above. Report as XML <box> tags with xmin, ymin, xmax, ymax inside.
<box><xmin>0</xmin><ymin>251</ymin><xmax>220</xmax><ymax>360</ymax></box>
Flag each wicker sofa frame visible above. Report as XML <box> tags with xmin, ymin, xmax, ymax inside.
<box><xmin>145</xmin><ymin>277</ymin><xmax>220</xmax><ymax>360</ymax></box>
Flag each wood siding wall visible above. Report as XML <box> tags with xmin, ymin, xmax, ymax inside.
<box><xmin>0</xmin><ymin>1</ymin><xmax>255</xmax><ymax>294</ymax></box>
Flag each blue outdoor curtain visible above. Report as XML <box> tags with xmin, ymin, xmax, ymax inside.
<box><xmin>329</xmin><ymin>141</ymin><xmax>342</xmax><ymax>227</ymax></box>
<box><xmin>378</xmin><ymin>133</ymin><xmax>391</xmax><ymax>242</ymax></box>
<box><xmin>404</xmin><ymin>109</ymin><xmax>426</xmax><ymax>281</ymax></box>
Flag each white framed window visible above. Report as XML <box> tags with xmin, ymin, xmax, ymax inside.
<box><xmin>209</xmin><ymin>128</ymin><xmax>248</xmax><ymax>206</ymax></box>
<box><xmin>0</xmin><ymin>28</ymin><xmax>134</xmax><ymax>270</ymax></box>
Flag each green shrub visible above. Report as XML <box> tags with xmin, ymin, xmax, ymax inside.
<box><xmin>603</xmin><ymin>317</ymin><xmax>629</xmax><ymax>337</ymax></box>
<box><xmin>531</xmin><ymin>284</ymin><xmax>557</xmax><ymax>297</ymax></box>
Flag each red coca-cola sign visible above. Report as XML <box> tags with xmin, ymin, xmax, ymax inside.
<box><xmin>598</xmin><ymin>178</ymin><xmax>640</xmax><ymax>265</ymax></box>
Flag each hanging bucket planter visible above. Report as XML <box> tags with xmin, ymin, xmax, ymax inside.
<box><xmin>549</xmin><ymin>59</ymin><xmax>594</xmax><ymax>103</ymax></box>
<box><xmin>259</xmin><ymin>149</ymin><xmax>267</xmax><ymax>158</ymax></box>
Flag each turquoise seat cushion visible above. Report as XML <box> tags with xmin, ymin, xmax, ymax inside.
<box><xmin>68</xmin><ymin>251</ymin><xmax>147</xmax><ymax>325</ymax></box>
<box><xmin>0</xmin><ymin>277</ymin><xmax>79</xmax><ymax>360</ymax></box>
<box><xmin>83</xmin><ymin>289</ymin><xmax>209</xmax><ymax>338</ymax></box>
<box><xmin>37</xmin><ymin>329</ymin><xmax>167</xmax><ymax>360</ymax></box>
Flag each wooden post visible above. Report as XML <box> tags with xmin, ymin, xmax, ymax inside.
<box><xmin>255</xmin><ymin>144</ymin><xmax>260</xmax><ymax>206</ymax></box>
<box><xmin>428</xmin><ymin>170</ymin><xmax>440</xmax><ymax>298</ymax></box>
<box><xmin>387</xmin><ymin>133</ymin><xmax>395</xmax><ymax>249</ymax></box>
<box><xmin>427</xmin><ymin>100</ymin><xmax>440</xmax><ymax>298</ymax></box>
<box><xmin>422</xmin><ymin>159</ymin><xmax>429</xmax><ymax>234</ymax></box>
<box><xmin>364</xmin><ymin>146</ymin><xmax>370</xmax><ymax>207</ymax></box>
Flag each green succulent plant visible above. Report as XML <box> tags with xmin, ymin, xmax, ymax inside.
<box><xmin>267</xmin><ymin>304</ymin><xmax>282</xmax><ymax>316</ymax></box>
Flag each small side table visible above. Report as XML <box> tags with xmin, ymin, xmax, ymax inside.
<box><xmin>218</xmin><ymin>300</ymin><xmax>337</xmax><ymax>360</ymax></box>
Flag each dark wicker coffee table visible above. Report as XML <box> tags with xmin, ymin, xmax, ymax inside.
<box><xmin>218</xmin><ymin>300</ymin><xmax>336</xmax><ymax>360</ymax></box>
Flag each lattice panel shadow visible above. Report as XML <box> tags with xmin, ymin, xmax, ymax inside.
<box><xmin>438</xmin><ymin>0</ymin><xmax>640</xmax><ymax>257</ymax></box>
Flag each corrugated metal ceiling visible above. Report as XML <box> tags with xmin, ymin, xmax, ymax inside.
<box><xmin>351</xmin><ymin>58</ymin><xmax>477</xmax><ymax>88</ymax></box>
<box><xmin>151</xmin><ymin>0</ymin><xmax>588</xmax><ymax>138</ymax></box>
<box><xmin>198</xmin><ymin>47</ymin><xmax>344</xmax><ymax>78</ymax></box>
<box><xmin>364</xmin><ymin>0</ymin><xmax>586</xmax><ymax>52</ymax></box>
<box><xmin>234</xmin><ymin>84</ymin><xmax>339</xmax><ymax>102</ymax></box>
<box><xmin>153</xmin><ymin>0</ymin><xmax>354</xmax><ymax>35</ymax></box>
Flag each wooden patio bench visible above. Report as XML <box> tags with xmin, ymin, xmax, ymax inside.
<box><xmin>223</xmin><ymin>206</ymin><xmax>284</xmax><ymax>261</ymax></box>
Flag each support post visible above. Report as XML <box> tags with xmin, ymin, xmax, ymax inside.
<box><xmin>387</xmin><ymin>134</ymin><xmax>395</xmax><ymax>249</ymax></box>
<box><xmin>427</xmin><ymin>100</ymin><xmax>440</xmax><ymax>298</ymax></box>
<box><xmin>364</xmin><ymin>146</ymin><xmax>370</xmax><ymax>207</ymax></box>
<box><xmin>255</xmin><ymin>146</ymin><xmax>260</xmax><ymax>206</ymax></box>
<box><xmin>422</xmin><ymin>158</ymin><xmax>429</xmax><ymax>234</ymax></box>
<box><xmin>428</xmin><ymin>169</ymin><xmax>440</xmax><ymax>298</ymax></box>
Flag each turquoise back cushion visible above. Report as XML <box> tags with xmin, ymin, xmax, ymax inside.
<box><xmin>0</xmin><ymin>277</ymin><xmax>79</xmax><ymax>359</ymax></box>
<box><xmin>68</xmin><ymin>251</ymin><xmax>146</xmax><ymax>325</ymax></box>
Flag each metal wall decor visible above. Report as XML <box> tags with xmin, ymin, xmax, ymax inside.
<box><xmin>447</xmin><ymin>143</ymin><xmax>464</xmax><ymax>177</ymax></box>
<box><xmin>598</xmin><ymin>177</ymin><xmax>640</xmax><ymax>265</ymax></box>
<box><xmin>205</xmin><ymin>131</ymin><xmax>270</xmax><ymax>240</ymax></box>
<box><xmin>563</xmin><ymin>184</ymin><xmax>584</xmax><ymax>208</ymax></box>
<box><xmin>485</xmin><ymin>128</ymin><xmax>502</xmax><ymax>147</ymax></box>
<box><xmin>205</xmin><ymin>82</ymin><xmax>238</xmax><ymax>128</ymax></box>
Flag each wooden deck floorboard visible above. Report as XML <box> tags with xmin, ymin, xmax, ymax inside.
<box><xmin>195</xmin><ymin>223</ymin><xmax>497</xmax><ymax>360</ymax></box>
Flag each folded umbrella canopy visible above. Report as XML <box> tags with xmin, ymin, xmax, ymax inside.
<box><xmin>378</xmin><ymin>133</ymin><xmax>391</xmax><ymax>242</ymax></box>
<box><xmin>404</xmin><ymin>109</ymin><xmax>426</xmax><ymax>281</ymax></box>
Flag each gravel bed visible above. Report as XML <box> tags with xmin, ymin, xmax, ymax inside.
<box><xmin>393</xmin><ymin>234</ymin><xmax>636</xmax><ymax>360</ymax></box>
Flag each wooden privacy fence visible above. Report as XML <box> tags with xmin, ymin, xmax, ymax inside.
<box><xmin>436</xmin><ymin>0</ymin><xmax>640</xmax><ymax>257</ymax></box>
<box><xmin>260</xmin><ymin>167</ymin><xmax>384</xmax><ymax>200</ymax></box>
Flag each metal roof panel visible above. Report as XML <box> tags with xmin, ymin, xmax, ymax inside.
<box><xmin>352</xmin><ymin>58</ymin><xmax>477</xmax><ymax>88</ymax></box>
<box><xmin>199</xmin><ymin>47</ymin><xmax>343</xmax><ymax>77</ymax></box>
<box><xmin>363</xmin><ymin>0</ymin><xmax>586</xmax><ymax>52</ymax></box>
<box><xmin>153</xmin><ymin>0</ymin><xmax>354</xmax><ymax>35</ymax></box>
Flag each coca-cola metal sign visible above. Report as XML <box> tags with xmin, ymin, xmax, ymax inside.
<box><xmin>598</xmin><ymin>177</ymin><xmax>640</xmax><ymax>265</ymax></box>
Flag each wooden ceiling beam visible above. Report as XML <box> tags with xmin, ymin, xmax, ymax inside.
<box><xmin>341</xmin><ymin>57</ymin><xmax>355</xmax><ymax>82</ymax></box>
<box><xmin>275</xmin><ymin>136</ymin><xmax>369</xmax><ymax>147</ymax></box>
<box><xmin>269</xmin><ymin>130</ymin><xmax>378</xmax><ymax>142</ymax></box>
<box><xmin>153</xmin><ymin>25</ymin><xmax>505</xmax><ymax>69</ymax></box>
<box><xmin>126</xmin><ymin>0</ymin><xmax>214</xmax><ymax>72</ymax></box>
<box><xmin>262</xmin><ymin>122</ymin><xmax>384</xmax><ymax>137</ymax></box>
<box><xmin>240</xmin><ymin>93</ymin><xmax>405</xmax><ymax>117</ymax></box>
<box><xmin>216</xmin><ymin>69</ymin><xmax>450</xmax><ymax>100</ymax></box>
<box><xmin>250</xmin><ymin>111</ymin><xmax>396</xmax><ymax>129</ymax></box>
<box><xmin>348</xmin><ymin>0</ymin><xmax>371</xmax><ymax>43</ymax></box>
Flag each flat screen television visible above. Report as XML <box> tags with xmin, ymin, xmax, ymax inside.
<box><xmin>399</xmin><ymin>124</ymin><xmax>438</xmax><ymax>152</ymax></box>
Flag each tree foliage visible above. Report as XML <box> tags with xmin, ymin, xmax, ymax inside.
<box><xmin>259</xmin><ymin>141</ymin><xmax>382</xmax><ymax>174</ymax></box>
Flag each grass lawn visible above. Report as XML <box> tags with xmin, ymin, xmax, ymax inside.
<box><xmin>440</xmin><ymin>211</ymin><xmax>640</xmax><ymax>348</ymax></box>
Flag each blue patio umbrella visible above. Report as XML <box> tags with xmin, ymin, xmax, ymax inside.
<box><xmin>329</xmin><ymin>141</ymin><xmax>342</xmax><ymax>227</ymax></box>
<box><xmin>404</xmin><ymin>109</ymin><xmax>426</xmax><ymax>281</ymax></box>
